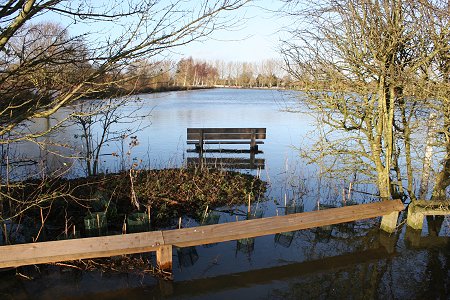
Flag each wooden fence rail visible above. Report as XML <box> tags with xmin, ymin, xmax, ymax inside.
<box><xmin>0</xmin><ymin>200</ymin><xmax>404</xmax><ymax>274</ymax></box>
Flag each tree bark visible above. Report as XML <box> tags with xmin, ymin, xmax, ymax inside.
<box><xmin>419</xmin><ymin>113</ymin><xmax>437</xmax><ymax>200</ymax></box>
<box><xmin>431</xmin><ymin>143</ymin><xmax>450</xmax><ymax>200</ymax></box>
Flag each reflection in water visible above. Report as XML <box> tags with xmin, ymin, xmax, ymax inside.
<box><xmin>3</xmin><ymin>114</ymin><xmax>76</xmax><ymax>180</ymax></box>
<box><xmin>1</xmin><ymin>89</ymin><xmax>448</xmax><ymax>299</ymax></box>
<box><xmin>236</xmin><ymin>210</ymin><xmax>264</xmax><ymax>257</ymax></box>
<box><xmin>4</xmin><ymin>89</ymin><xmax>308</xmax><ymax>181</ymax></box>
<box><xmin>274</xmin><ymin>202</ymin><xmax>304</xmax><ymax>248</ymax></box>
<box><xmin>176</xmin><ymin>247</ymin><xmax>199</xmax><ymax>269</ymax></box>
<box><xmin>1</xmin><ymin>223</ymin><xmax>446</xmax><ymax>299</ymax></box>
<box><xmin>274</xmin><ymin>231</ymin><xmax>295</xmax><ymax>248</ymax></box>
<box><xmin>236</xmin><ymin>237</ymin><xmax>256</xmax><ymax>255</ymax></box>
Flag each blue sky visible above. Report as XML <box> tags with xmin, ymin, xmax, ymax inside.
<box><xmin>36</xmin><ymin>0</ymin><xmax>288</xmax><ymax>63</ymax></box>
<box><xmin>176</xmin><ymin>0</ymin><xmax>288</xmax><ymax>62</ymax></box>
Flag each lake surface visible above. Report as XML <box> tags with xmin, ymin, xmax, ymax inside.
<box><xmin>1</xmin><ymin>88</ymin><xmax>449</xmax><ymax>299</ymax></box>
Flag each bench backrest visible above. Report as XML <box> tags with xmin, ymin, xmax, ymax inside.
<box><xmin>187</xmin><ymin>128</ymin><xmax>266</xmax><ymax>141</ymax></box>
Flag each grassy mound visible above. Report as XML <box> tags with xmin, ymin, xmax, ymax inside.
<box><xmin>3</xmin><ymin>167</ymin><xmax>266</xmax><ymax>241</ymax></box>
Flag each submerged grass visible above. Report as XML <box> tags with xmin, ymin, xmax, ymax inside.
<box><xmin>4</xmin><ymin>167</ymin><xmax>266</xmax><ymax>240</ymax></box>
<box><xmin>2</xmin><ymin>167</ymin><xmax>266</xmax><ymax>277</ymax></box>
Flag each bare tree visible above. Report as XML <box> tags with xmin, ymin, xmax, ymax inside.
<box><xmin>0</xmin><ymin>0</ymin><xmax>250</xmax><ymax>224</ymax></box>
<box><xmin>0</xmin><ymin>0</ymin><xmax>249</xmax><ymax>142</ymax></box>
<box><xmin>71</xmin><ymin>98</ymin><xmax>147</xmax><ymax>177</ymax></box>
<box><xmin>419</xmin><ymin>1</ymin><xmax>450</xmax><ymax>200</ymax></box>
<box><xmin>281</xmin><ymin>0</ymin><xmax>449</xmax><ymax>200</ymax></box>
<box><xmin>125</xmin><ymin>59</ymin><xmax>173</xmax><ymax>91</ymax></box>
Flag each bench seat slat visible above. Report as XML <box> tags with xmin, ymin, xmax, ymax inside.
<box><xmin>188</xmin><ymin>128</ymin><xmax>266</xmax><ymax>134</ymax></box>
<box><xmin>187</xmin><ymin>133</ymin><xmax>266</xmax><ymax>140</ymax></box>
<box><xmin>187</xmin><ymin>141</ymin><xmax>264</xmax><ymax>145</ymax></box>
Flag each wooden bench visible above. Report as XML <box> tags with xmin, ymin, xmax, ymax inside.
<box><xmin>187</xmin><ymin>128</ymin><xmax>266</xmax><ymax>152</ymax></box>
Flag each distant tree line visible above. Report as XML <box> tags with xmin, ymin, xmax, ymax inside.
<box><xmin>173</xmin><ymin>57</ymin><xmax>292</xmax><ymax>88</ymax></box>
<box><xmin>123</xmin><ymin>57</ymin><xmax>294</xmax><ymax>92</ymax></box>
<box><xmin>0</xmin><ymin>16</ymin><xmax>293</xmax><ymax>105</ymax></box>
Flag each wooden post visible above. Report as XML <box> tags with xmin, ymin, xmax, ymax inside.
<box><xmin>250</xmin><ymin>150</ymin><xmax>255</xmax><ymax>169</ymax></box>
<box><xmin>195</xmin><ymin>130</ymin><xmax>204</xmax><ymax>168</ymax></box>
<box><xmin>199</xmin><ymin>129</ymin><xmax>204</xmax><ymax>154</ymax></box>
<box><xmin>406</xmin><ymin>204</ymin><xmax>424</xmax><ymax>230</ymax></box>
<box><xmin>250</xmin><ymin>130</ymin><xmax>257</xmax><ymax>152</ymax></box>
<box><xmin>380</xmin><ymin>211</ymin><xmax>399</xmax><ymax>233</ymax></box>
<box><xmin>156</xmin><ymin>245</ymin><xmax>173</xmax><ymax>272</ymax></box>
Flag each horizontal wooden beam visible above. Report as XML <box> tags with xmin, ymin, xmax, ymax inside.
<box><xmin>0</xmin><ymin>200</ymin><xmax>404</xmax><ymax>270</ymax></box>
<box><xmin>0</xmin><ymin>231</ymin><xmax>164</xmax><ymax>269</ymax></box>
<box><xmin>187</xmin><ymin>128</ymin><xmax>267</xmax><ymax>140</ymax></box>
<box><xmin>162</xmin><ymin>200</ymin><xmax>404</xmax><ymax>247</ymax></box>
<box><xmin>187</xmin><ymin>133</ymin><xmax>266</xmax><ymax>140</ymax></box>
<box><xmin>187</xmin><ymin>141</ymin><xmax>264</xmax><ymax>145</ymax></box>
<box><xmin>187</xmin><ymin>128</ymin><xmax>266</xmax><ymax>134</ymax></box>
<box><xmin>410</xmin><ymin>200</ymin><xmax>450</xmax><ymax>208</ymax></box>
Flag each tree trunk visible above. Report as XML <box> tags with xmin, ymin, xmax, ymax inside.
<box><xmin>419</xmin><ymin>113</ymin><xmax>437</xmax><ymax>200</ymax></box>
<box><xmin>431</xmin><ymin>144</ymin><xmax>450</xmax><ymax>200</ymax></box>
<box><xmin>402</xmin><ymin>106</ymin><xmax>415</xmax><ymax>200</ymax></box>
<box><xmin>375</xmin><ymin>75</ymin><xmax>392</xmax><ymax>199</ymax></box>
<box><xmin>377</xmin><ymin>172</ymin><xmax>391</xmax><ymax>199</ymax></box>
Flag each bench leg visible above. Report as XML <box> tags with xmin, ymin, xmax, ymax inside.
<box><xmin>250</xmin><ymin>151</ymin><xmax>255</xmax><ymax>169</ymax></box>
<box><xmin>193</xmin><ymin>130</ymin><xmax>204</xmax><ymax>153</ymax></box>
<box><xmin>250</xmin><ymin>131</ymin><xmax>257</xmax><ymax>152</ymax></box>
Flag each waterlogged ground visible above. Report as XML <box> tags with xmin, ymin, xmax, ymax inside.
<box><xmin>1</xmin><ymin>89</ymin><xmax>449</xmax><ymax>299</ymax></box>
<box><xmin>1</xmin><ymin>221</ymin><xmax>448</xmax><ymax>299</ymax></box>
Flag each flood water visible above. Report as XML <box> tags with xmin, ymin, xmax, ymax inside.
<box><xmin>1</xmin><ymin>88</ymin><xmax>449</xmax><ymax>299</ymax></box>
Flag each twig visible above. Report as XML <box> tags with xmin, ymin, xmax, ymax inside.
<box><xmin>54</xmin><ymin>262</ymin><xmax>83</xmax><ymax>270</ymax></box>
<box><xmin>34</xmin><ymin>204</ymin><xmax>52</xmax><ymax>242</ymax></box>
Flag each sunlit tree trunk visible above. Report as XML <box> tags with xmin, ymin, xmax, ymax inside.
<box><xmin>400</xmin><ymin>99</ymin><xmax>415</xmax><ymax>200</ymax></box>
<box><xmin>419</xmin><ymin>113</ymin><xmax>438</xmax><ymax>199</ymax></box>
<box><xmin>432</xmin><ymin>121</ymin><xmax>450</xmax><ymax>200</ymax></box>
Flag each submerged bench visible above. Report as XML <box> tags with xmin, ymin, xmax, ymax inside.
<box><xmin>187</xmin><ymin>128</ymin><xmax>266</xmax><ymax>152</ymax></box>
